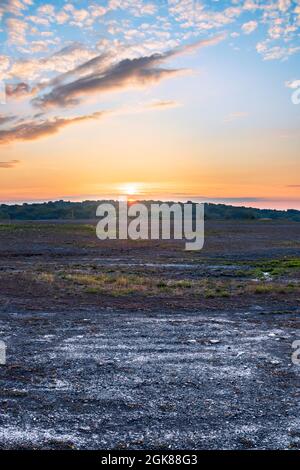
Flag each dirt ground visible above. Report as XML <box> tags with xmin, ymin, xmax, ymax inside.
<box><xmin>0</xmin><ymin>220</ymin><xmax>299</xmax><ymax>449</ymax></box>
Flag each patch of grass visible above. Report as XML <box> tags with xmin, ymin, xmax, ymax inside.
<box><xmin>35</xmin><ymin>272</ymin><xmax>55</xmax><ymax>284</ymax></box>
<box><xmin>204</xmin><ymin>289</ymin><xmax>216</xmax><ymax>299</ymax></box>
<box><xmin>64</xmin><ymin>272</ymin><xmax>149</xmax><ymax>296</ymax></box>
<box><xmin>0</xmin><ymin>223</ymin><xmax>95</xmax><ymax>233</ymax></box>
<box><xmin>250</xmin><ymin>258</ymin><xmax>300</xmax><ymax>278</ymax></box>
<box><xmin>64</xmin><ymin>273</ymin><xmax>110</xmax><ymax>285</ymax></box>
<box><xmin>35</xmin><ymin>265</ymin><xmax>300</xmax><ymax>299</ymax></box>
<box><xmin>203</xmin><ymin>285</ymin><xmax>231</xmax><ymax>298</ymax></box>
<box><xmin>235</xmin><ymin>270</ymin><xmax>250</xmax><ymax>277</ymax></box>
<box><xmin>246</xmin><ymin>282</ymin><xmax>298</xmax><ymax>296</ymax></box>
<box><xmin>253</xmin><ymin>284</ymin><xmax>273</xmax><ymax>294</ymax></box>
<box><xmin>219</xmin><ymin>290</ymin><xmax>230</xmax><ymax>297</ymax></box>
<box><xmin>176</xmin><ymin>280</ymin><xmax>193</xmax><ymax>288</ymax></box>
<box><xmin>156</xmin><ymin>280</ymin><xmax>168</xmax><ymax>289</ymax></box>
<box><xmin>85</xmin><ymin>287</ymin><xmax>100</xmax><ymax>294</ymax></box>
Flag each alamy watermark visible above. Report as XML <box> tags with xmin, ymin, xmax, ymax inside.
<box><xmin>292</xmin><ymin>340</ymin><xmax>300</xmax><ymax>365</ymax></box>
<box><xmin>288</xmin><ymin>79</ymin><xmax>300</xmax><ymax>105</ymax></box>
<box><xmin>291</xmin><ymin>87</ymin><xmax>300</xmax><ymax>105</ymax></box>
<box><xmin>96</xmin><ymin>201</ymin><xmax>204</xmax><ymax>251</ymax></box>
<box><xmin>0</xmin><ymin>340</ymin><xmax>6</xmax><ymax>365</ymax></box>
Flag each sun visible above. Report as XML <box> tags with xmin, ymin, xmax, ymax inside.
<box><xmin>120</xmin><ymin>183</ymin><xmax>139</xmax><ymax>197</ymax></box>
<box><xmin>125</xmin><ymin>183</ymin><xmax>138</xmax><ymax>195</ymax></box>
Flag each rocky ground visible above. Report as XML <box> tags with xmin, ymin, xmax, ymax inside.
<box><xmin>0</xmin><ymin>220</ymin><xmax>299</xmax><ymax>449</ymax></box>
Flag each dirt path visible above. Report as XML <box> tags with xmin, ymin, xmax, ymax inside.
<box><xmin>0</xmin><ymin>307</ymin><xmax>298</xmax><ymax>449</ymax></box>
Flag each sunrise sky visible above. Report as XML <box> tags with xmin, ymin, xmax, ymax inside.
<box><xmin>0</xmin><ymin>0</ymin><xmax>300</xmax><ymax>209</ymax></box>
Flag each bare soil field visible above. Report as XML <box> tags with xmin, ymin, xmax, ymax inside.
<box><xmin>0</xmin><ymin>220</ymin><xmax>299</xmax><ymax>449</ymax></box>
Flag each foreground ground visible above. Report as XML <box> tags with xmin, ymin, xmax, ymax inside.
<box><xmin>0</xmin><ymin>220</ymin><xmax>299</xmax><ymax>449</ymax></box>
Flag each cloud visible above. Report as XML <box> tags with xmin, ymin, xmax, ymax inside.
<box><xmin>0</xmin><ymin>97</ymin><xmax>182</xmax><ymax>145</ymax></box>
<box><xmin>37</xmin><ymin>4</ymin><xmax>55</xmax><ymax>17</ymax></box>
<box><xmin>0</xmin><ymin>55</ymin><xmax>10</xmax><ymax>75</ymax></box>
<box><xmin>5</xmin><ymin>82</ymin><xmax>31</xmax><ymax>99</ymax></box>
<box><xmin>0</xmin><ymin>114</ymin><xmax>16</xmax><ymax>125</ymax></box>
<box><xmin>109</xmin><ymin>0</ymin><xmax>157</xmax><ymax>17</ymax></box>
<box><xmin>145</xmin><ymin>100</ymin><xmax>180</xmax><ymax>110</ymax></box>
<box><xmin>6</xmin><ymin>18</ymin><xmax>28</xmax><ymax>45</ymax></box>
<box><xmin>0</xmin><ymin>111</ymin><xmax>106</xmax><ymax>145</ymax></box>
<box><xmin>169</xmin><ymin>1</ymin><xmax>243</xmax><ymax>30</ymax></box>
<box><xmin>46</xmin><ymin>52</ymin><xmax>111</xmax><ymax>89</ymax></box>
<box><xmin>32</xmin><ymin>60</ymin><xmax>182</xmax><ymax>109</ymax></box>
<box><xmin>257</xmin><ymin>44</ymin><xmax>300</xmax><ymax>61</ymax></box>
<box><xmin>169</xmin><ymin>33</ymin><xmax>227</xmax><ymax>58</ymax></box>
<box><xmin>285</xmin><ymin>79</ymin><xmax>300</xmax><ymax>89</ymax></box>
<box><xmin>0</xmin><ymin>0</ymin><xmax>31</xmax><ymax>19</ymax></box>
<box><xmin>32</xmin><ymin>34</ymin><xmax>225</xmax><ymax>110</ymax></box>
<box><xmin>0</xmin><ymin>159</ymin><xmax>20</xmax><ymax>168</ymax></box>
<box><xmin>241</xmin><ymin>21</ymin><xmax>258</xmax><ymax>35</ymax></box>
<box><xmin>278</xmin><ymin>0</ymin><xmax>291</xmax><ymax>12</ymax></box>
<box><xmin>27</xmin><ymin>15</ymin><xmax>50</xmax><ymax>27</ymax></box>
<box><xmin>7</xmin><ymin>43</ymin><xmax>96</xmax><ymax>81</ymax></box>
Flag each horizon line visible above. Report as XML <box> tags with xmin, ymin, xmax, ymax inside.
<box><xmin>0</xmin><ymin>197</ymin><xmax>300</xmax><ymax>213</ymax></box>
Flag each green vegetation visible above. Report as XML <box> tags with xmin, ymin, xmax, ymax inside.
<box><xmin>29</xmin><ymin>268</ymin><xmax>300</xmax><ymax>299</ymax></box>
<box><xmin>0</xmin><ymin>223</ymin><xmax>94</xmax><ymax>232</ymax></box>
<box><xmin>1</xmin><ymin>200</ymin><xmax>300</xmax><ymax>221</ymax></box>
<box><xmin>250</xmin><ymin>258</ymin><xmax>300</xmax><ymax>278</ymax></box>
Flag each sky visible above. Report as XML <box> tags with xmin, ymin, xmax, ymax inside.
<box><xmin>0</xmin><ymin>0</ymin><xmax>300</xmax><ymax>209</ymax></box>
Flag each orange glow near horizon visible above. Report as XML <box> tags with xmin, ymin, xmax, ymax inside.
<box><xmin>0</xmin><ymin>111</ymin><xmax>300</xmax><ymax>209</ymax></box>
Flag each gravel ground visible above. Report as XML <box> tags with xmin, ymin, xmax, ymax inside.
<box><xmin>0</xmin><ymin>306</ymin><xmax>299</xmax><ymax>450</ymax></box>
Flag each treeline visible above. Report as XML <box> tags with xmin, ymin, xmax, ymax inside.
<box><xmin>0</xmin><ymin>200</ymin><xmax>299</xmax><ymax>221</ymax></box>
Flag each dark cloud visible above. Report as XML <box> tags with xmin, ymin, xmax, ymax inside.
<box><xmin>32</xmin><ymin>34</ymin><xmax>225</xmax><ymax>110</ymax></box>
<box><xmin>1</xmin><ymin>34</ymin><xmax>225</xmax><ymax>145</ymax></box>
<box><xmin>6</xmin><ymin>82</ymin><xmax>31</xmax><ymax>99</ymax></box>
<box><xmin>0</xmin><ymin>114</ymin><xmax>17</xmax><ymax>125</ymax></box>
<box><xmin>5</xmin><ymin>43</ymin><xmax>98</xmax><ymax>101</ymax></box>
<box><xmin>33</xmin><ymin>55</ymin><xmax>184</xmax><ymax>109</ymax></box>
<box><xmin>0</xmin><ymin>111</ymin><xmax>106</xmax><ymax>145</ymax></box>
<box><xmin>48</xmin><ymin>52</ymin><xmax>110</xmax><ymax>89</ymax></box>
<box><xmin>0</xmin><ymin>159</ymin><xmax>20</xmax><ymax>168</ymax></box>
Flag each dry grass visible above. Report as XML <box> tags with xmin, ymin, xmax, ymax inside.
<box><xmin>25</xmin><ymin>267</ymin><xmax>300</xmax><ymax>299</ymax></box>
<box><xmin>34</xmin><ymin>272</ymin><xmax>55</xmax><ymax>284</ymax></box>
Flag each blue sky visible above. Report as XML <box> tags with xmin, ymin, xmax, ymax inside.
<box><xmin>0</xmin><ymin>1</ymin><xmax>299</xmax><ymax>208</ymax></box>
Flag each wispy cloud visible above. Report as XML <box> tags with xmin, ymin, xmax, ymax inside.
<box><xmin>0</xmin><ymin>112</ymin><xmax>106</xmax><ymax>145</ymax></box>
<box><xmin>1</xmin><ymin>0</ymin><xmax>299</xmax><ymax>151</ymax></box>
<box><xmin>0</xmin><ymin>159</ymin><xmax>20</xmax><ymax>168</ymax></box>
<box><xmin>32</xmin><ymin>57</ymin><xmax>185</xmax><ymax>110</ymax></box>
<box><xmin>32</xmin><ymin>35</ymin><xmax>224</xmax><ymax>110</ymax></box>
<box><xmin>241</xmin><ymin>21</ymin><xmax>258</xmax><ymax>35</ymax></box>
<box><xmin>5</xmin><ymin>82</ymin><xmax>31</xmax><ymax>99</ymax></box>
<box><xmin>0</xmin><ymin>114</ymin><xmax>17</xmax><ymax>125</ymax></box>
<box><xmin>0</xmin><ymin>97</ymin><xmax>185</xmax><ymax>146</ymax></box>
<box><xmin>6</xmin><ymin>18</ymin><xmax>28</xmax><ymax>45</ymax></box>
<box><xmin>285</xmin><ymin>79</ymin><xmax>300</xmax><ymax>89</ymax></box>
<box><xmin>144</xmin><ymin>100</ymin><xmax>181</xmax><ymax>110</ymax></box>
<box><xmin>0</xmin><ymin>33</ymin><xmax>224</xmax><ymax>145</ymax></box>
